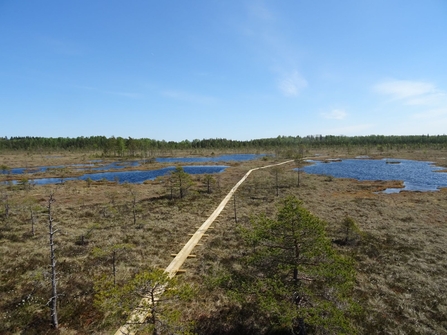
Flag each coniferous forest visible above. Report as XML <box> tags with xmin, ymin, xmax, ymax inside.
<box><xmin>1</xmin><ymin>134</ymin><xmax>447</xmax><ymax>153</ymax></box>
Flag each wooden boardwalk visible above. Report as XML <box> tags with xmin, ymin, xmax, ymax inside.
<box><xmin>114</xmin><ymin>160</ymin><xmax>294</xmax><ymax>335</ymax></box>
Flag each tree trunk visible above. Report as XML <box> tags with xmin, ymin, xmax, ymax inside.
<box><xmin>297</xmin><ymin>318</ymin><xmax>307</xmax><ymax>335</ymax></box>
<box><xmin>150</xmin><ymin>286</ymin><xmax>158</xmax><ymax>335</ymax></box>
<box><xmin>275</xmin><ymin>171</ymin><xmax>279</xmax><ymax>196</ymax></box>
<box><xmin>4</xmin><ymin>193</ymin><xmax>9</xmax><ymax>219</ymax></box>
<box><xmin>30</xmin><ymin>208</ymin><xmax>35</xmax><ymax>236</ymax></box>
<box><xmin>233</xmin><ymin>195</ymin><xmax>238</xmax><ymax>223</ymax></box>
<box><xmin>112</xmin><ymin>250</ymin><xmax>116</xmax><ymax>286</ymax></box>
<box><xmin>179</xmin><ymin>177</ymin><xmax>183</xmax><ymax>199</ymax></box>
<box><xmin>48</xmin><ymin>194</ymin><xmax>58</xmax><ymax>329</ymax></box>
<box><xmin>130</xmin><ymin>190</ymin><xmax>137</xmax><ymax>225</ymax></box>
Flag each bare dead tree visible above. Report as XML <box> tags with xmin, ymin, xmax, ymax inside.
<box><xmin>233</xmin><ymin>194</ymin><xmax>238</xmax><ymax>223</ymax></box>
<box><xmin>203</xmin><ymin>174</ymin><xmax>215</xmax><ymax>194</ymax></box>
<box><xmin>167</xmin><ymin>176</ymin><xmax>174</xmax><ymax>200</ymax></box>
<box><xmin>296</xmin><ymin>146</ymin><xmax>305</xmax><ymax>187</ymax></box>
<box><xmin>2</xmin><ymin>191</ymin><xmax>9</xmax><ymax>220</ymax></box>
<box><xmin>271</xmin><ymin>166</ymin><xmax>281</xmax><ymax>196</ymax></box>
<box><xmin>112</xmin><ymin>250</ymin><xmax>117</xmax><ymax>286</ymax></box>
<box><xmin>47</xmin><ymin>193</ymin><xmax>59</xmax><ymax>328</ymax></box>
<box><xmin>129</xmin><ymin>189</ymin><xmax>137</xmax><ymax>225</ymax></box>
<box><xmin>30</xmin><ymin>207</ymin><xmax>36</xmax><ymax>236</ymax></box>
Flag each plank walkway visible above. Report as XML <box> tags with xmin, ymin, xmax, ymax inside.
<box><xmin>114</xmin><ymin>160</ymin><xmax>294</xmax><ymax>335</ymax></box>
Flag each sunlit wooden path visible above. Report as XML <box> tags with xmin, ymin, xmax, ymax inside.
<box><xmin>114</xmin><ymin>160</ymin><xmax>294</xmax><ymax>335</ymax></box>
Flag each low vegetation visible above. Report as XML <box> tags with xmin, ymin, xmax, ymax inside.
<box><xmin>0</xmin><ymin>144</ymin><xmax>447</xmax><ymax>334</ymax></box>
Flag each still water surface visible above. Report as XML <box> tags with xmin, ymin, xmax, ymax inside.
<box><xmin>28</xmin><ymin>165</ymin><xmax>228</xmax><ymax>185</ymax></box>
<box><xmin>302</xmin><ymin>158</ymin><xmax>447</xmax><ymax>193</ymax></box>
<box><xmin>2</xmin><ymin>154</ymin><xmax>264</xmax><ymax>175</ymax></box>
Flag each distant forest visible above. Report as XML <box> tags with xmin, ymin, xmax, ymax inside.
<box><xmin>1</xmin><ymin>135</ymin><xmax>446</xmax><ymax>155</ymax></box>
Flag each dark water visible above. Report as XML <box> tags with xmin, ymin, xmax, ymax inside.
<box><xmin>3</xmin><ymin>162</ymin><xmax>138</xmax><ymax>174</ymax></box>
<box><xmin>2</xmin><ymin>154</ymin><xmax>264</xmax><ymax>175</ymax></box>
<box><xmin>301</xmin><ymin>158</ymin><xmax>447</xmax><ymax>193</ymax></box>
<box><xmin>26</xmin><ymin>165</ymin><xmax>228</xmax><ymax>185</ymax></box>
<box><xmin>6</xmin><ymin>166</ymin><xmax>65</xmax><ymax>175</ymax></box>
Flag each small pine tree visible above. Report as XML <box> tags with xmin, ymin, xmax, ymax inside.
<box><xmin>222</xmin><ymin>196</ymin><xmax>358</xmax><ymax>334</ymax></box>
<box><xmin>169</xmin><ymin>167</ymin><xmax>193</xmax><ymax>199</ymax></box>
<box><xmin>94</xmin><ymin>268</ymin><xmax>195</xmax><ymax>334</ymax></box>
<box><xmin>203</xmin><ymin>174</ymin><xmax>216</xmax><ymax>194</ymax></box>
<box><xmin>342</xmin><ymin>216</ymin><xmax>363</xmax><ymax>245</ymax></box>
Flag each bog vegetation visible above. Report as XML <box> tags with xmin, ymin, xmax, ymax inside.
<box><xmin>1</xmin><ymin>137</ymin><xmax>447</xmax><ymax>334</ymax></box>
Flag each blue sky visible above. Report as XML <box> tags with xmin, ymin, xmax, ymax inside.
<box><xmin>1</xmin><ymin>1</ymin><xmax>447</xmax><ymax>141</ymax></box>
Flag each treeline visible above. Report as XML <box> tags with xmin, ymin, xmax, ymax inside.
<box><xmin>1</xmin><ymin>134</ymin><xmax>446</xmax><ymax>154</ymax></box>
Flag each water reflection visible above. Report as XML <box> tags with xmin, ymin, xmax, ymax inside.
<box><xmin>26</xmin><ymin>165</ymin><xmax>228</xmax><ymax>185</ymax></box>
<box><xmin>300</xmin><ymin>158</ymin><xmax>447</xmax><ymax>192</ymax></box>
<box><xmin>1</xmin><ymin>154</ymin><xmax>265</xmax><ymax>175</ymax></box>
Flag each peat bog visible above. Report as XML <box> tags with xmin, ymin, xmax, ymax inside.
<box><xmin>1</xmin><ymin>147</ymin><xmax>447</xmax><ymax>334</ymax></box>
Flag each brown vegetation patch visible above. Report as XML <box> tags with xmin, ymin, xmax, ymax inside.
<box><xmin>1</xmin><ymin>148</ymin><xmax>447</xmax><ymax>333</ymax></box>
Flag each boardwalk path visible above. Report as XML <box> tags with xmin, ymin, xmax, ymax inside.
<box><xmin>114</xmin><ymin>160</ymin><xmax>294</xmax><ymax>335</ymax></box>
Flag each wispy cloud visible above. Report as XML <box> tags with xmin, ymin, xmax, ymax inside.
<box><xmin>241</xmin><ymin>2</ymin><xmax>308</xmax><ymax>97</ymax></box>
<box><xmin>374</xmin><ymin>80</ymin><xmax>434</xmax><ymax>99</ymax></box>
<box><xmin>406</xmin><ymin>93</ymin><xmax>446</xmax><ymax>106</ymax></box>
<box><xmin>161</xmin><ymin>90</ymin><xmax>216</xmax><ymax>104</ymax></box>
<box><xmin>373</xmin><ymin>79</ymin><xmax>447</xmax><ymax>133</ymax></box>
<box><xmin>373</xmin><ymin>79</ymin><xmax>444</xmax><ymax>106</ymax></box>
<box><xmin>321</xmin><ymin>109</ymin><xmax>347</xmax><ymax>120</ymax></box>
<box><xmin>412</xmin><ymin>107</ymin><xmax>447</xmax><ymax>119</ymax></box>
<box><xmin>277</xmin><ymin>71</ymin><xmax>307</xmax><ymax>97</ymax></box>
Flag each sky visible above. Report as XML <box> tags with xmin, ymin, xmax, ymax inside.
<box><xmin>1</xmin><ymin>0</ymin><xmax>447</xmax><ymax>141</ymax></box>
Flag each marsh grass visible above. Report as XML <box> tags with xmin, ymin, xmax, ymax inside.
<box><xmin>1</xmin><ymin>148</ymin><xmax>447</xmax><ymax>333</ymax></box>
